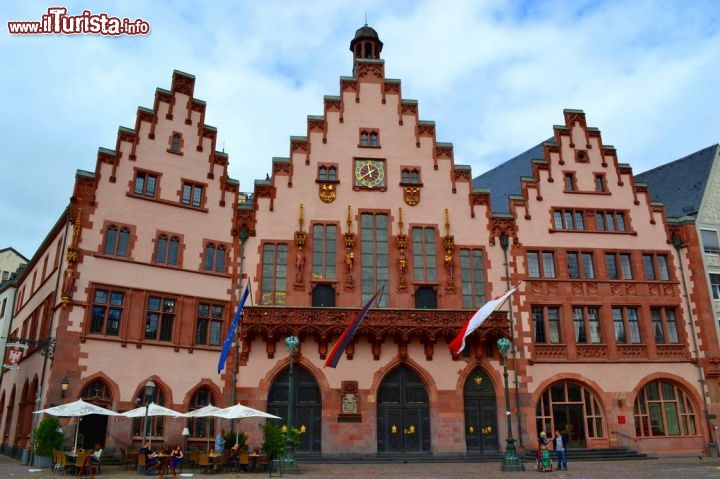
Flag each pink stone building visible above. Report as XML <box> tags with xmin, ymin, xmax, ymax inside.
<box><xmin>1</xmin><ymin>25</ymin><xmax>718</xmax><ymax>461</ymax></box>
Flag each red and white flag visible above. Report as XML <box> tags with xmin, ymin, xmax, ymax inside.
<box><xmin>449</xmin><ymin>285</ymin><xmax>520</xmax><ymax>355</ymax></box>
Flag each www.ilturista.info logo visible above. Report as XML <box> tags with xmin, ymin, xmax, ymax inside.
<box><xmin>8</xmin><ymin>7</ymin><xmax>150</xmax><ymax>35</ymax></box>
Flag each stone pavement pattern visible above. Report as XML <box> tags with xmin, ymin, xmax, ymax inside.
<box><xmin>3</xmin><ymin>455</ymin><xmax>720</xmax><ymax>479</ymax></box>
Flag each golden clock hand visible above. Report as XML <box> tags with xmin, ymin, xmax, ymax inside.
<box><xmin>360</xmin><ymin>167</ymin><xmax>378</xmax><ymax>180</ymax></box>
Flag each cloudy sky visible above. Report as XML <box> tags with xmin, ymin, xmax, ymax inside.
<box><xmin>2</xmin><ymin>0</ymin><xmax>719</xmax><ymax>259</ymax></box>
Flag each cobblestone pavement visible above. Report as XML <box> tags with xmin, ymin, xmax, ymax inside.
<box><xmin>4</xmin><ymin>455</ymin><xmax>720</xmax><ymax>479</ymax></box>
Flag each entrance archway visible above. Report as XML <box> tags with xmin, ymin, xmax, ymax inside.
<box><xmin>536</xmin><ymin>381</ymin><xmax>606</xmax><ymax>447</ymax></box>
<box><xmin>79</xmin><ymin>380</ymin><xmax>113</xmax><ymax>450</ymax></box>
<box><xmin>463</xmin><ymin>368</ymin><xmax>499</xmax><ymax>454</ymax></box>
<box><xmin>377</xmin><ymin>366</ymin><xmax>430</xmax><ymax>455</ymax></box>
<box><xmin>267</xmin><ymin>365</ymin><xmax>322</xmax><ymax>454</ymax></box>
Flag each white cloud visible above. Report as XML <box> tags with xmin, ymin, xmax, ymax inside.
<box><xmin>1</xmin><ymin>0</ymin><xmax>719</xmax><ymax>257</ymax></box>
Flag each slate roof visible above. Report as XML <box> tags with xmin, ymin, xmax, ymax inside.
<box><xmin>634</xmin><ymin>144</ymin><xmax>719</xmax><ymax>219</ymax></box>
<box><xmin>472</xmin><ymin>139</ymin><xmax>554</xmax><ymax>214</ymax></box>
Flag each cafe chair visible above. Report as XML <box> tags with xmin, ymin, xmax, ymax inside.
<box><xmin>186</xmin><ymin>450</ymin><xmax>198</xmax><ymax>470</ymax></box>
<box><xmin>255</xmin><ymin>453</ymin><xmax>269</xmax><ymax>473</ymax></box>
<box><xmin>238</xmin><ymin>451</ymin><xmax>250</xmax><ymax>472</ymax></box>
<box><xmin>137</xmin><ymin>453</ymin><xmax>160</xmax><ymax>475</ymax></box>
<box><xmin>197</xmin><ymin>453</ymin><xmax>211</xmax><ymax>474</ymax></box>
<box><xmin>74</xmin><ymin>451</ymin><xmax>97</xmax><ymax>479</ymax></box>
<box><xmin>53</xmin><ymin>450</ymin><xmax>74</xmax><ymax>475</ymax></box>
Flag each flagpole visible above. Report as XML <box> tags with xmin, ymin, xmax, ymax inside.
<box><xmin>231</xmin><ymin>226</ymin><xmax>250</xmax><ymax>436</ymax></box>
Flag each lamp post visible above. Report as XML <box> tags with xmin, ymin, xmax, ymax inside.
<box><xmin>61</xmin><ymin>376</ymin><xmax>70</xmax><ymax>399</ymax></box>
<box><xmin>142</xmin><ymin>379</ymin><xmax>156</xmax><ymax>445</ymax></box>
<box><xmin>497</xmin><ymin>338</ymin><xmax>524</xmax><ymax>471</ymax></box>
<box><xmin>181</xmin><ymin>427</ymin><xmax>190</xmax><ymax>464</ymax></box>
<box><xmin>499</xmin><ymin>234</ymin><xmax>523</xmax><ymax>448</ymax></box>
<box><xmin>284</xmin><ymin>336</ymin><xmax>299</xmax><ymax>466</ymax></box>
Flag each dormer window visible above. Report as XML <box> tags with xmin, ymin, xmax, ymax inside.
<box><xmin>359</xmin><ymin>129</ymin><xmax>379</xmax><ymax>147</ymax></box>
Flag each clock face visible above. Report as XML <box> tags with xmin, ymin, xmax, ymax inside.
<box><xmin>354</xmin><ymin>160</ymin><xmax>385</xmax><ymax>188</ymax></box>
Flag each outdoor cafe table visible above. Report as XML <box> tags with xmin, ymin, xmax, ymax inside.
<box><xmin>155</xmin><ymin>454</ymin><xmax>171</xmax><ymax>477</ymax></box>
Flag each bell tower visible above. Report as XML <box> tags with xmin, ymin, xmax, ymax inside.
<box><xmin>350</xmin><ymin>23</ymin><xmax>383</xmax><ymax>75</ymax></box>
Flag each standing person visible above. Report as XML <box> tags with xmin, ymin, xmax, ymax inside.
<box><xmin>214</xmin><ymin>428</ymin><xmax>226</xmax><ymax>453</ymax></box>
<box><xmin>554</xmin><ymin>429</ymin><xmax>568</xmax><ymax>471</ymax></box>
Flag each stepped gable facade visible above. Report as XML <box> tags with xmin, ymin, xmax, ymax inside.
<box><xmin>0</xmin><ymin>25</ymin><xmax>717</xmax><ymax>459</ymax></box>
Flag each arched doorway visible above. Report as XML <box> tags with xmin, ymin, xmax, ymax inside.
<box><xmin>463</xmin><ymin>368</ymin><xmax>499</xmax><ymax>454</ymax></box>
<box><xmin>377</xmin><ymin>365</ymin><xmax>430</xmax><ymax>455</ymax></box>
<box><xmin>267</xmin><ymin>365</ymin><xmax>321</xmax><ymax>454</ymax></box>
<box><xmin>79</xmin><ymin>380</ymin><xmax>113</xmax><ymax>450</ymax></box>
<box><xmin>536</xmin><ymin>381</ymin><xmax>606</xmax><ymax>447</ymax></box>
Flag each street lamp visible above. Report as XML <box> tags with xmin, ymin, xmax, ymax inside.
<box><xmin>143</xmin><ymin>379</ymin><xmax>157</xmax><ymax>444</ymax></box>
<box><xmin>182</xmin><ymin>427</ymin><xmax>190</xmax><ymax>465</ymax></box>
<box><xmin>497</xmin><ymin>338</ymin><xmax>524</xmax><ymax>471</ymax></box>
<box><xmin>60</xmin><ymin>376</ymin><xmax>70</xmax><ymax>399</ymax></box>
<box><xmin>499</xmin><ymin>234</ymin><xmax>523</xmax><ymax>448</ymax></box>
<box><xmin>284</xmin><ymin>336</ymin><xmax>299</xmax><ymax>466</ymax></box>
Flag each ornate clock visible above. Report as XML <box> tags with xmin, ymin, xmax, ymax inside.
<box><xmin>354</xmin><ymin>159</ymin><xmax>385</xmax><ymax>189</ymax></box>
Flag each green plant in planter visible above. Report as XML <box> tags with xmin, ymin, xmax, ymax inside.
<box><xmin>33</xmin><ymin>416</ymin><xmax>64</xmax><ymax>457</ymax></box>
<box><xmin>260</xmin><ymin>422</ymin><xmax>300</xmax><ymax>460</ymax></box>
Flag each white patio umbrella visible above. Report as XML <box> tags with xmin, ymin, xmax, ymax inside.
<box><xmin>182</xmin><ymin>404</ymin><xmax>221</xmax><ymax>452</ymax></box>
<box><xmin>121</xmin><ymin>402</ymin><xmax>185</xmax><ymax>447</ymax></box>
<box><xmin>120</xmin><ymin>402</ymin><xmax>185</xmax><ymax>418</ymax></box>
<box><xmin>212</xmin><ymin>403</ymin><xmax>280</xmax><ymax>420</ymax></box>
<box><xmin>34</xmin><ymin>398</ymin><xmax>119</xmax><ymax>452</ymax></box>
<box><xmin>213</xmin><ymin>403</ymin><xmax>280</xmax><ymax>453</ymax></box>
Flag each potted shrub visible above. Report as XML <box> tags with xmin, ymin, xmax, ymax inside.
<box><xmin>260</xmin><ymin>422</ymin><xmax>300</xmax><ymax>461</ymax></box>
<box><xmin>33</xmin><ymin>416</ymin><xmax>64</xmax><ymax>468</ymax></box>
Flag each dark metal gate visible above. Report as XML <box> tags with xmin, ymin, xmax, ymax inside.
<box><xmin>463</xmin><ymin>368</ymin><xmax>499</xmax><ymax>454</ymax></box>
<box><xmin>268</xmin><ymin>365</ymin><xmax>322</xmax><ymax>453</ymax></box>
<box><xmin>377</xmin><ymin>366</ymin><xmax>430</xmax><ymax>455</ymax></box>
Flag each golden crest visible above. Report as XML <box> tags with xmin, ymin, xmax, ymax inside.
<box><xmin>403</xmin><ymin>186</ymin><xmax>421</xmax><ymax>206</ymax></box>
<box><xmin>319</xmin><ymin>183</ymin><xmax>336</xmax><ymax>203</ymax></box>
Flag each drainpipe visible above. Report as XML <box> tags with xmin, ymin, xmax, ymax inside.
<box><xmin>673</xmin><ymin>236</ymin><xmax>715</xmax><ymax>456</ymax></box>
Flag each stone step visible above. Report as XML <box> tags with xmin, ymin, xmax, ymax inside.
<box><xmin>521</xmin><ymin>447</ymin><xmax>651</xmax><ymax>462</ymax></box>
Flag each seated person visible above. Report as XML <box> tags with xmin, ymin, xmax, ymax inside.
<box><xmin>170</xmin><ymin>444</ymin><xmax>184</xmax><ymax>476</ymax></box>
<box><xmin>230</xmin><ymin>443</ymin><xmax>240</xmax><ymax>456</ymax></box>
<box><xmin>90</xmin><ymin>443</ymin><xmax>103</xmax><ymax>463</ymax></box>
<box><xmin>229</xmin><ymin>443</ymin><xmax>240</xmax><ymax>460</ymax></box>
<box><xmin>139</xmin><ymin>441</ymin><xmax>159</xmax><ymax>473</ymax></box>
